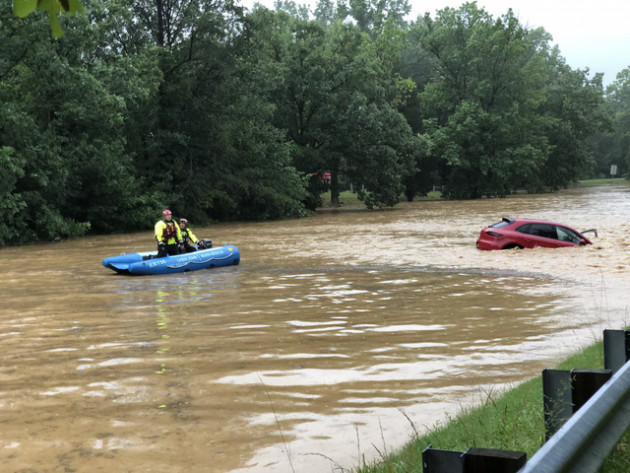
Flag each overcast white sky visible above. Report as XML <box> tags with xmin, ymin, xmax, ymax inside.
<box><xmin>240</xmin><ymin>0</ymin><xmax>630</xmax><ymax>86</ymax></box>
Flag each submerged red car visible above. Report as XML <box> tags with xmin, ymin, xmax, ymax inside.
<box><xmin>476</xmin><ymin>217</ymin><xmax>597</xmax><ymax>250</ymax></box>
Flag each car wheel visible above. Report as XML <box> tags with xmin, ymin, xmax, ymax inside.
<box><xmin>502</xmin><ymin>244</ymin><xmax>524</xmax><ymax>250</ymax></box>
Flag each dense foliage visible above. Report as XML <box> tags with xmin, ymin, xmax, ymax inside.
<box><xmin>1</xmin><ymin>0</ymin><xmax>626</xmax><ymax>245</ymax></box>
<box><xmin>590</xmin><ymin>69</ymin><xmax>630</xmax><ymax>179</ymax></box>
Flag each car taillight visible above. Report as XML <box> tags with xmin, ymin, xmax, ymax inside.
<box><xmin>486</xmin><ymin>231</ymin><xmax>504</xmax><ymax>238</ymax></box>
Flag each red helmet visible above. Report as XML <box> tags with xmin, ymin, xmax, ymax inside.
<box><xmin>162</xmin><ymin>209</ymin><xmax>172</xmax><ymax>217</ymax></box>
<box><xmin>180</xmin><ymin>218</ymin><xmax>188</xmax><ymax>225</ymax></box>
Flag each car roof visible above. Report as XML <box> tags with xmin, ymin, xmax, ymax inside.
<box><xmin>500</xmin><ymin>217</ymin><xmax>578</xmax><ymax>228</ymax></box>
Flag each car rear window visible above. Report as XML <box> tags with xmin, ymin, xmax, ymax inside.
<box><xmin>490</xmin><ymin>220</ymin><xmax>511</xmax><ymax>229</ymax></box>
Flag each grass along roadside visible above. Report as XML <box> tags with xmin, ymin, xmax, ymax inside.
<box><xmin>317</xmin><ymin>179</ymin><xmax>628</xmax><ymax>210</ymax></box>
<box><xmin>317</xmin><ymin>190</ymin><xmax>442</xmax><ymax>209</ymax></box>
<box><xmin>577</xmin><ymin>178</ymin><xmax>629</xmax><ymax>187</ymax></box>
<box><xmin>355</xmin><ymin>340</ymin><xmax>630</xmax><ymax>473</ymax></box>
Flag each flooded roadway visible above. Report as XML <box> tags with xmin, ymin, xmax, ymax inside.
<box><xmin>1</xmin><ymin>184</ymin><xmax>629</xmax><ymax>473</ymax></box>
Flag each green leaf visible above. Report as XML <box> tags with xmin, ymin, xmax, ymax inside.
<box><xmin>13</xmin><ymin>0</ymin><xmax>83</xmax><ymax>38</ymax></box>
<box><xmin>67</xmin><ymin>0</ymin><xmax>83</xmax><ymax>13</ymax></box>
<box><xmin>37</xmin><ymin>0</ymin><xmax>65</xmax><ymax>38</ymax></box>
<box><xmin>48</xmin><ymin>13</ymin><xmax>64</xmax><ymax>38</ymax></box>
<box><xmin>12</xmin><ymin>0</ymin><xmax>38</xmax><ymax>17</ymax></box>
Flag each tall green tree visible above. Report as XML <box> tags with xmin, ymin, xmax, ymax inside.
<box><xmin>415</xmin><ymin>3</ymin><xmax>550</xmax><ymax>198</ymax></box>
<box><xmin>313</xmin><ymin>0</ymin><xmax>347</xmax><ymax>27</ymax></box>
<box><xmin>590</xmin><ymin>67</ymin><xmax>630</xmax><ymax>178</ymax></box>
<box><xmin>348</xmin><ymin>0</ymin><xmax>410</xmax><ymax>38</ymax></box>
<box><xmin>172</xmin><ymin>5</ymin><xmax>308</xmax><ymax>221</ymax></box>
<box><xmin>607</xmin><ymin>68</ymin><xmax>630</xmax><ymax>178</ymax></box>
<box><xmin>1</xmin><ymin>4</ymin><xmax>90</xmax><ymax>242</ymax></box>
<box><xmin>118</xmin><ymin>0</ymin><xmax>309</xmax><ymax>221</ymax></box>
<box><xmin>537</xmin><ymin>54</ymin><xmax>608</xmax><ymax>188</ymax></box>
<box><xmin>246</xmin><ymin>7</ymin><xmax>416</xmax><ymax>208</ymax></box>
<box><xmin>0</xmin><ymin>0</ymin><xmax>162</xmax><ymax>243</ymax></box>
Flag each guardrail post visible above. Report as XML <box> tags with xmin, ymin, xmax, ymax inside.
<box><xmin>572</xmin><ymin>369</ymin><xmax>612</xmax><ymax>408</ymax></box>
<box><xmin>543</xmin><ymin>368</ymin><xmax>612</xmax><ymax>439</ymax></box>
<box><xmin>422</xmin><ymin>446</ymin><xmax>464</xmax><ymax>472</ymax></box>
<box><xmin>542</xmin><ymin>369</ymin><xmax>573</xmax><ymax>440</ymax></box>
<box><xmin>604</xmin><ymin>329</ymin><xmax>630</xmax><ymax>373</ymax></box>
<box><xmin>464</xmin><ymin>448</ymin><xmax>527</xmax><ymax>472</ymax></box>
<box><xmin>422</xmin><ymin>445</ymin><xmax>526</xmax><ymax>472</ymax></box>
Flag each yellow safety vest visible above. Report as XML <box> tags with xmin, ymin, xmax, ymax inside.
<box><xmin>154</xmin><ymin>220</ymin><xmax>182</xmax><ymax>245</ymax></box>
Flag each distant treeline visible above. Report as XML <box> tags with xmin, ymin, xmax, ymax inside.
<box><xmin>1</xmin><ymin>0</ymin><xmax>629</xmax><ymax>245</ymax></box>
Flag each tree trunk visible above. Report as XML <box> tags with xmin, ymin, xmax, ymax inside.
<box><xmin>156</xmin><ymin>0</ymin><xmax>165</xmax><ymax>47</ymax></box>
<box><xmin>330</xmin><ymin>157</ymin><xmax>340</xmax><ymax>207</ymax></box>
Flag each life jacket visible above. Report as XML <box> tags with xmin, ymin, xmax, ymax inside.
<box><xmin>162</xmin><ymin>221</ymin><xmax>178</xmax><ymax>240</ymax></box>
<box><xmin>182</xmin><ymin>228</ymin><xmax>191</xmax><ymax>241</ymax></box>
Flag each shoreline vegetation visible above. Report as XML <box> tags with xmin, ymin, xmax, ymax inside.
<box><xmin>0</xmin><ymin>180</ymin><xmax>627</xmax><ymax>249</ymax></box>
<box><xmin>318</xmin><ymin>178</ymin><xmax>629</xmax><ymax>210</ymax></box>
<box><xmin>353</xmin><ymin>337</ymin><xmax>630</xmax><ymax>473</ymax></box>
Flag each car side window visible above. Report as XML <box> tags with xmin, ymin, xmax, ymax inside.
<box><xmin>521</xmin><ymin>223</ymin><xmax>558</xmax><ymax>239</ymax></box>
<box><xmin>536</xmin><ymin>224</ymin><xmax>557</xmax><ymax>239</ymax></box>
<box><xmin>556</xmin><ymin>226</ymin><xmax>581</xmax><ymax>243</ymax></box>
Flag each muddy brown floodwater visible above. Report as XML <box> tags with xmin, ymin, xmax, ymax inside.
<box><xmin>1</xmin><ymin>185</ymin><xmax>629</xmax><ymax>473</ymax></box>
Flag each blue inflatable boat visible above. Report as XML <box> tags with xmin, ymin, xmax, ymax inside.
<box><xmin>102</xmin><ymin>245</ymin><xmax>240</xmax><ymax>275</ymax></box>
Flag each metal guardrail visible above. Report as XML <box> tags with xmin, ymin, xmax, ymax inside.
<box><xmin>517</xmin><ymin>353</ymin><xmax>630</xmax><ymax>472</ymax></box>
<box><xmin>542</xmin><ymin>368</ymin><xmax>612</xmax><ymax>440</ymax></box>
<box><xmin>423</xmin><ymin>329</ymin><xmax>630</xmax><ymax>473</ymax></box>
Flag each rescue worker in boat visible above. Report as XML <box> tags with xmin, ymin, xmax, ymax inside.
<box><xmin>154</xmin><ymin>209</ymin><xmax>184</xmax><ymax>257</ymax></box>
<box><xmin>179</xmin><ymin>218</ymin><xmax>206</xmax><ymax>253</ymax></box>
